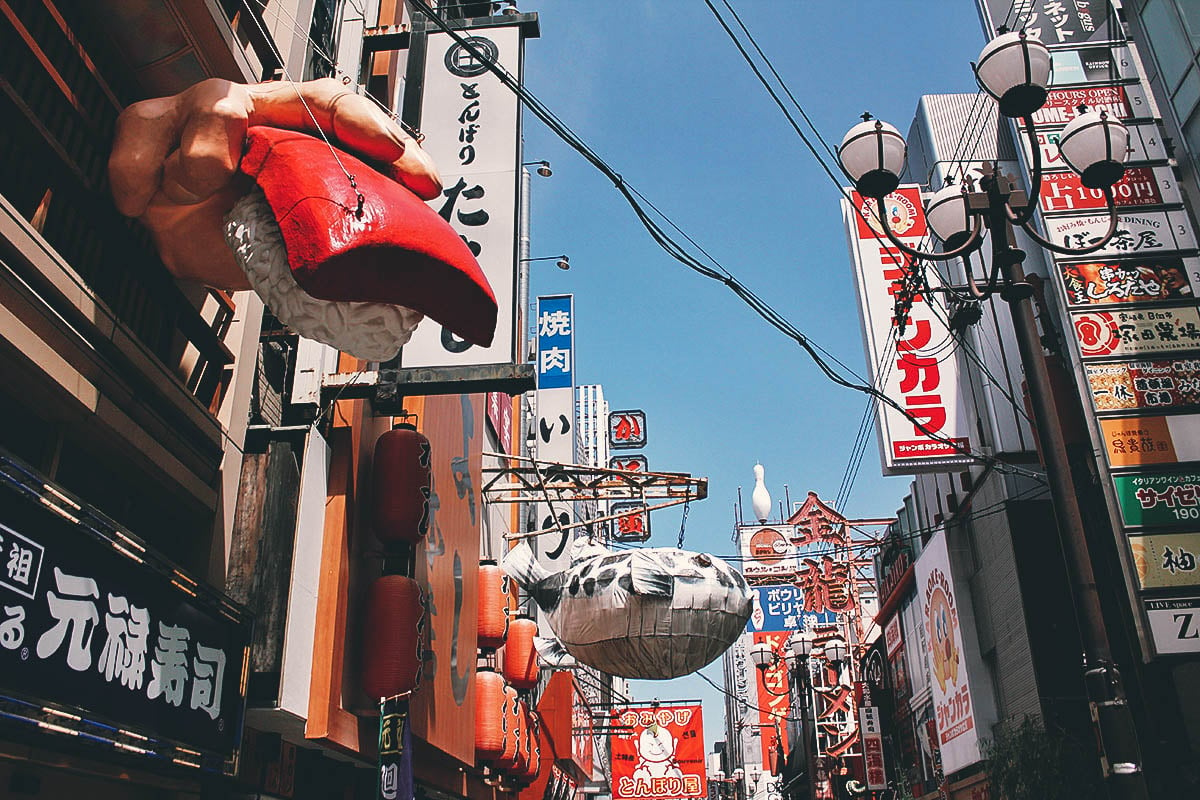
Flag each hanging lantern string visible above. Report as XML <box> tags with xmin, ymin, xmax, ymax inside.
<box><xmin>239</xmin><ymin>0</ymin><xmax>367</xmax><ymax>216</ymax></box>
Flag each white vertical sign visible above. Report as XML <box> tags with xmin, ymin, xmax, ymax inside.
<box><xmin>404</xmin><ymin>26</ymin><xmax>522</xmax><ymax>367</ymax></box>
<box><xmin>844</xmin><ymin>187</ymin><xmax>974</xmax><ymax>475</ymax></box>
<box><xmin>913</xmin><ymin>532</ymin><xmax>981</xmax><ymax>774</ymax></box>
<box><xmin>534</xmin><ymin>296</ymin><xmax>577</xmax><ymax>575</ymax></box>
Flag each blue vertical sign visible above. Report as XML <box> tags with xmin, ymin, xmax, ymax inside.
<box><xmin>536</xmin><ymin>295</ymin><xmax>574</xmax><ymax>389</ymax></box>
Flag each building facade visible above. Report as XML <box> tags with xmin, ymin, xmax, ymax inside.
<box><xmin>0</xmin><ymin>2</ymin><xmax>611</xmax><ymax>800</ymax></box>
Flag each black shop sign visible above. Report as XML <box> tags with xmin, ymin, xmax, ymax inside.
<box><xmin>0</xmin><ymin>452</ymin><xmax>252</xmax><ymax>772</ymax></box>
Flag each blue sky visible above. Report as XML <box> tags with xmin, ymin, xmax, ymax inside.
<box><xmin>519</xmin><ymin>1</ymin><xmax>990</xmax><ymax>749</ymax></box>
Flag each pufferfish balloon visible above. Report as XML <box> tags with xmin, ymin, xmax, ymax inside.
<box><xmin>502</xmin><ymin>539</ymin><xmax>752</xmax><ymax>680</ymax></box>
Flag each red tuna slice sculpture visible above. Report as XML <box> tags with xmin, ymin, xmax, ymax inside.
<box><xmin>227</xmin><ymin>126</ymin><xmax>496</xmax><ymax>360</ymax></box>
<box><xmin>108</xmin><ymin>79</ymin><xmax>497</xmax><ymax>362</ymax></box>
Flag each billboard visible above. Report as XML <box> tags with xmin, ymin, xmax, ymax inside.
<box><xmin>738</xmin><ymin>524</ymin><xmax>799</xmax><ymax>581</ymax></box>
<box><xmin>1044</xmin><ymin>209</ymin><xmax>1197</xmax><ymax>259</ymax></box>
<box><xmin>1059</xmin><ymin>258</ymin><xmax>1197</xmax><ymax>307</ymax></box>
<box><xmin>411</xmin><ymin>393</ymin><xmax>483</xmax><ymax>764</ymax></box>
<box><xmin>1084</xmin><ymin>359</ymin><xmax>1200</xmax><ymax>413</ymax></box>
<box><xmin>1129</xmin><ymin>533</ymin><xmax>1200</xmax><ymax>589</ymax></box>
<box><xmin>1071</xmin><ymin>306</ymin><xmax>1200</xmax><ymax>359</ymax></box>
<box><xmin>746</xmin><ymin>583</ymin><xmax>836</xmax><ymax>633</ymax></box>
<box><xmin>1113</xmin><ymin>470</ymin><xmax>1200</xmax><ymax>528</ymax></box>
<box><xmin>1038</xmin><ymin>166</ymin><xmax>1179</xmax><ymax>214</ymax></box>
<box><xmin>1100</xmin><ymin>414</ymin><xmax>1200</xmax><ymax>467</ymax></box>
<box><xmin>844</xmin><ymin>187</ymin><xmax>974</xmax><ymax>474</ymax></box>
<box><xmin>0</xmin><ymin>455</ymin><xmax>252</xmax><ymax>771</ymax></box>
<box><xmin>979</xmin><ymin>0</ymin><xmax>1120</xmax><ymax>47</ymax></box>
<box><xmin>404</xmin><ymin>25</ymin><xmax>523</xmax><ymax>368</ymax></box>
<box><xmin>1145</xmin><ymin>597</ymin><xmax>1200</xmax><ymax>655</ymax></box>
<box><xmin>610</xmin><ymin>705</ymin><xmax>707</xmax><ymax>800</ymax></box>
<box><xmin>915</xmin><ymin>533</ymin><xmax>981</xmax><ymax>775</ymax></box>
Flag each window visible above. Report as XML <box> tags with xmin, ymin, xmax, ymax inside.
<box><xmin>1143</xmin><ymin>0</ymin><xmax>1194</xmax><ymax>90</ymax></box>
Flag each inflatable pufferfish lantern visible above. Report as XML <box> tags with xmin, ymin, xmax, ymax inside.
<box><xmin>108</xmin><ymin>78</ymin><xmax>496</xmax><ymax>361</ymax></box>
<box><xmin>502</xmin><ymin>539</ymin><xmax>752</xmax><ymax>680</ymax></box>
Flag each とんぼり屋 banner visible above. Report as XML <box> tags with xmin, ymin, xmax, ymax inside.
<box><xmin>610</xmin><ymin>705</ymin><xmax>707</xmax><ymax>800</ymax></box>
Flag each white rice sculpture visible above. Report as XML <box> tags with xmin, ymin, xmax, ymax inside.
<box><xmin>502</xmin><ymin>539</ymin><xmax>752</xmax><ymax>680</ymax></box>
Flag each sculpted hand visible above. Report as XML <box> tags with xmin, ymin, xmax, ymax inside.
<box><xmin>108</xmin><ymin>78</ymin><xmax>441</xmax><ymax>288</ymax></box>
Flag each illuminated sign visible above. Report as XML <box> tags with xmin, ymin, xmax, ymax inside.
<box><xmin>0</xmin><ymin>453</ymin><xmax>251</xmax><ymax>772</ymax></box>
<box><xmin>844</xmin><ymin>187</ymin><xmax>973</xmax><ymax>474</ymax></box>
<box><xmin>1060</xmin><ymin>258</ymin><xmax>1197</xmax><ymax>307</ymax></box>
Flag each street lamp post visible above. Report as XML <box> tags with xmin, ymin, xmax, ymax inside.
<box><xmin>837</xmin><ymin>29</ymin><xmax>1146</xmax><ymax>800</ymax></box>
<box><xmin>749</xmin><ymin>637</ymin><xmax>846</xmax><ymax>800</ymax></box>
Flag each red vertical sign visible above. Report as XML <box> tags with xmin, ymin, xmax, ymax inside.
<box><xmin>753</xmin><ymin>631</ymin><xmax>791</xmax><ymax>770</ymax></box>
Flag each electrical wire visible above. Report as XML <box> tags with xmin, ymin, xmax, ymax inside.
<box><xmin>698</xmin><ymin>1</ymin><xmax>1050</xmax><ymax>485</ymax></box>
<box><xmin>406</xmin><ymin>0</ymin><xmax>1036</xmax><ymax>482</ymax></box>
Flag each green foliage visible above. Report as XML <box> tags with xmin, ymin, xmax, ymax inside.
<box><xmin>982</xmin><ymin>716</ymin><xmax>1101</xmax><ymax>800</ymax></box>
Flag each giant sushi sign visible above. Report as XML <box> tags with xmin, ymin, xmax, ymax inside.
<box><xmin>610</xmin><ymin>704</ymin><xmax>707</xmax><ymax>800</ymax></box>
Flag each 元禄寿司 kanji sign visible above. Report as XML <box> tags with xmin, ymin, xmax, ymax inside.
<box><xmin>0</xmin><ymin>451</ymin><xmax>252</xmax><ymax>771</ymax></box>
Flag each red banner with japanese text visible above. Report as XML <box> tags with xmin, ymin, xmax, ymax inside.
<box><xmin>610</xmin><ymin>705</ymin><xmax>707</xmax><ymax>800</ymax></box>
<box><xmin>752</xmin><ymin>631</ymin><xmax>791</xmax><ymax>770</ymax></box>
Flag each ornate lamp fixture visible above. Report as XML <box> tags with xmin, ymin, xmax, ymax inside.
<box><xmin>838</xmin><ymin>30</ymin><xmax>1130</xmax><ymax>302</ymax></box>
<box><xmin>837</xmin><ymin>27</ymin><xmax>1146</xmax><ymax>798</ymax></box>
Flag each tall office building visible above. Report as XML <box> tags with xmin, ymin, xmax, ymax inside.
<box><xmin>576</xmin><ymin>383</ymin><xmax>610</xmax><ymax>468</ymax></box>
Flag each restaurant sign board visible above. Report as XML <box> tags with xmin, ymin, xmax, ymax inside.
<box><xmin>0</xmin><ymin>451</ymin><xmax>251</xmax><ymax>772</ymax></box>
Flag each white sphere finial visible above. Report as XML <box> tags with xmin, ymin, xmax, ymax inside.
<box><xmin>751</xmin><ymin>463</ymin><xmax>771</xmax><ymax>523</ymax></box>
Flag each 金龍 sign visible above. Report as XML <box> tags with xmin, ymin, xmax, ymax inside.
<box><xmin>610</xmin><ymin>705</ymin><xmax>707</xmax><ymax>800</ymax></box>
<box><xmin>0</xmin><ymin>452</ymin><xmax>251</xmax><ymax>771</ymax></box>
<box><xmin>1114</xmin><ymin>470</ymin><xmax>1200</xmax><ymax>528</ymax></box>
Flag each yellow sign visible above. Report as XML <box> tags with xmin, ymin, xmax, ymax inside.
<box><xmin>1100</xmin><ymin>415</ymin><xmax>1200</xmax><ymax>467</ymax></box>
<box><xmin>1129</xmin><ymin>533</ymin><xmax>1200</xmax><ymax>589</ymax></box>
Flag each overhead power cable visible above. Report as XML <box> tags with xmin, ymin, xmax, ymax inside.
<box><xmin>407</xmin><ymin>1</ymin><xmax>1047</xmax><ymax>485</ymax></box>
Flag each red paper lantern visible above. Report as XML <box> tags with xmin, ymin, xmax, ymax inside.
<box><xmin>518</xmin><ymin>708</ymin><xmax>542</xmax><ymax>782</ymax></box>
<box><xmin>503</xmin><ymin>616</ymin><xmax>539</xmax><ymax>690</ymax></box>
<box><xmin>372</xmin><ymin>424</ymin><xmax>431</xmax><ymax>543</ymax></box>
<box><xmin>478</xmin><ymin>560</ymin><xmax>509</xmax><ymax>650</ymax></box>
<box><xmin>475</xmin><ymin>669</ymin><xmax>506</xmax><ymax>761</ymax></box>
<box><xmin>511</xmin><ymin>698</ymin><xmax>528</xmax><ymax>776</ymax></box>
<box><xmin>361</xmin><ymin>575</ymin><xmax>424</xmax><ymax>699</ymax></box>
<box><xmin>496</xmin><ymin>684</ymin><xmax>520</xmax><ymax>768</ymax></box>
